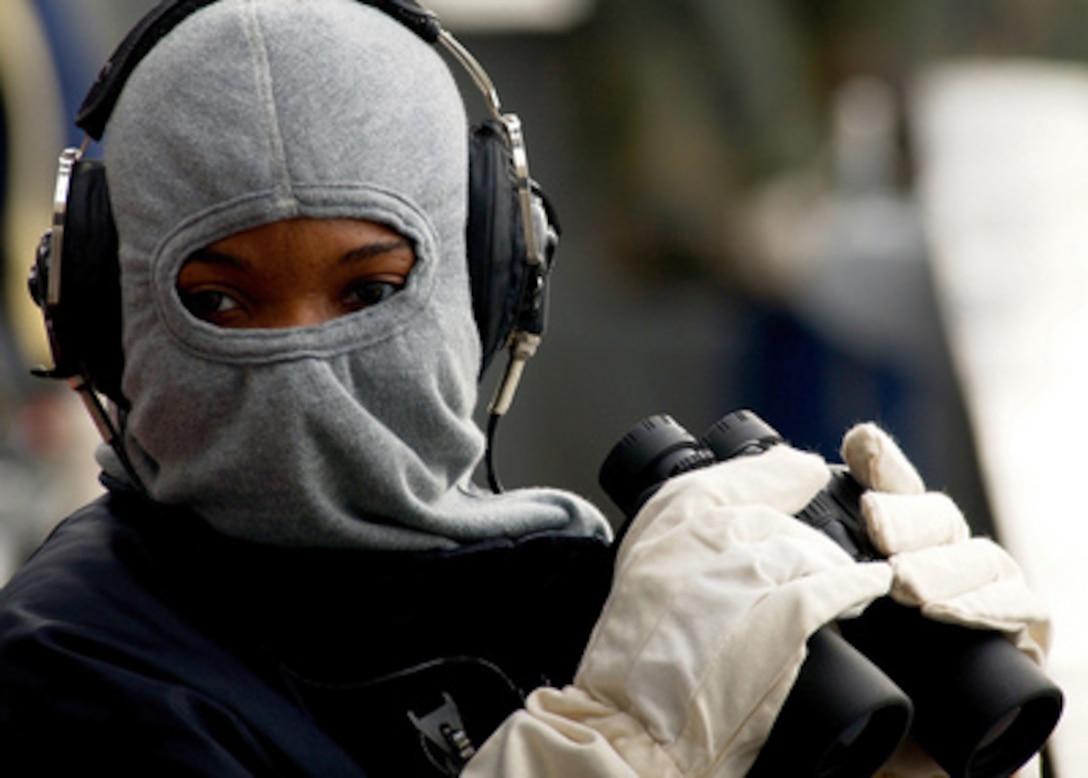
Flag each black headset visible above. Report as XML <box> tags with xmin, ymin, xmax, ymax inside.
<box><xmin>28</xmin><ymin>0</ymin><xmax>558</xmax><ymax>435</ymax></box>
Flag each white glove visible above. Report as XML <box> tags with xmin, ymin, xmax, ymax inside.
<box><xmin>465</xmin><ymin>444</ymin><xmax>893</xmax><ymax>777</ymax></box>
<box><xmin>840</xmin><ymin>423</ymin><xmax>1052</xmax><ymax>778</ymax></box>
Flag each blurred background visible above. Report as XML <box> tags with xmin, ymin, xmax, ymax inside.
<box><xmin>3</xmin><ymin>0</ymin><xmax>1087</xmax><ymax>773</ymax></box>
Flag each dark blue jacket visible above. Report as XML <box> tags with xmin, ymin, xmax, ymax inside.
<box><xmin>0</xmin><ymin>486</ymin><xmax>613</xmax><ymax>776</ymax></box>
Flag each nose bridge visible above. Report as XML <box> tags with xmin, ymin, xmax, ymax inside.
<box><xmin>261</xmin><ymin>293</ymin><xmax>338</xmax><ymax>329</ymax></box>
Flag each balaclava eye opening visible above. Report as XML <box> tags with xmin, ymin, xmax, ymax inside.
<box><xmin>99</xmin><ymin>0</ymin><xmax>609</xmax><ymax>550</ymax></box>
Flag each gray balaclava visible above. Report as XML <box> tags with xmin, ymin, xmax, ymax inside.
<box><xmin>99</xmin><ymin>0</ymin><xmax>610</xmax><ymax>550</ymax></box>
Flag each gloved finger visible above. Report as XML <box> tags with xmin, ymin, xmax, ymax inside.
<box><xmin>889</xmin><ymin>537</ymin><xmax>1026</xmax><ymax>606</ymax></box>
<box><xmin>922</xmin><ymin>581</ymin><xmax>1052</xmax><ymax>665</ymax></box>
<box><xmin>861</xmin><ymin>491</ymin><xmax>969</xmax><ymax>556</ymax></box>
<box><xmin>888</xmin><ymin>537</ymin><xmax>1051</xmax><ymax>661</ymax></box>
<box><xmin>618</xmin><ymin>445</ymin><xmax>830</xmax><ymax>562</ymax></box>
<box><xmin>841</xmin><ymin>422</ymin><xmax>925</xmax><ymax>495</ymax></box>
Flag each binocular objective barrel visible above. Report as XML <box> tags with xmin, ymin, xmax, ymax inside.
<box><xmin>599</xmin><ymin>410</ymin><xmax>1063</xmax><ymax>778</ymax></box>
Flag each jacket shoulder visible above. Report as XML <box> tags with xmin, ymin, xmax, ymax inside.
<box><xmin>0</xmin><ymin>495</ymin><xmax>361</xmax><ymax>774</ymax></box>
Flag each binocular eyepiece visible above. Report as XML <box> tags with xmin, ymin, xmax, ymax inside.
<box><xmin>599</xmin><ymin>410</ymin><xmax>1063</xmax><ymax>778</ymax></box>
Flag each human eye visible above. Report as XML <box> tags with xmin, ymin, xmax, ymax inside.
<box><xmin>177</xmin><ymin>250</ymin><xmax>252</xmax><ymax>327</ymax></box>
<box><xmin>178</xmin><ymin>288</ymin><xmax>243</xmax><ymax>324</ymax></box>
<box><xmin>342</xmin><ymin>278</ymin><xmax>407</xmax><ymax>311</ymax></box>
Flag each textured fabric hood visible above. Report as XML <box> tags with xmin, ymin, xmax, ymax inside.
<box><xmin>101</xmin><ymin>0</ymin><xmax>609</xmax><ymax>549</ymax></box>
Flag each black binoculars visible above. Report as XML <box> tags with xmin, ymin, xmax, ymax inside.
<box><xmin>599</xmin><ymin>409</ymin><xmax>1063</xmax><ymax>778</ymax></box>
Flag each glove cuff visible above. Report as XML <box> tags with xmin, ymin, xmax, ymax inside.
<box><xmin>527</xmin><ymin>687</ymin><xmax>685</xmax><ymax>777</ymax></box>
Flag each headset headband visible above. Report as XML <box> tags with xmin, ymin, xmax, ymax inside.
<box><xmin>76</xmin><ymin>0</ymin><xmax>441</xmax><ymax>141</ymax></box>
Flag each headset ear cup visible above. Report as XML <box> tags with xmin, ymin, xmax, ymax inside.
<box><xmin>466</xmin><ymin>120</ymin><xmax>528</xmax><ymax>376</ymax></box>
<box><xmin>57</xmin><ymin>161</ymin><xmax>127</xmax><ymax>407</ymax></box>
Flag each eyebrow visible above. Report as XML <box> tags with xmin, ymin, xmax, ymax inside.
<box><xmin>184</xmin><ymin>248</ymin><xmax>246</xmax><ymax>268</ymax></box>
<box><xmin>184</xmin><ymin>238</ymin><xmax>413</xmax><ymax>268</ymax></box>
<box><xmin>342</xmin><ymin>238</ymin><xmax>413</xmax><ymax>265</ymax></box>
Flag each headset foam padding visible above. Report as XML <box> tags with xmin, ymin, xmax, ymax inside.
<box><xmin>467</xmin><ymin>119</ymin><xmax>530</xmax><ymax>374</ymax></box>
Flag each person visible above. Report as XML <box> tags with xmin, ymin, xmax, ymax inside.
<box><xmin>0</xmin><ymin>1</ymin><xmax>1053</xmax><ymax>776</ymax></box>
